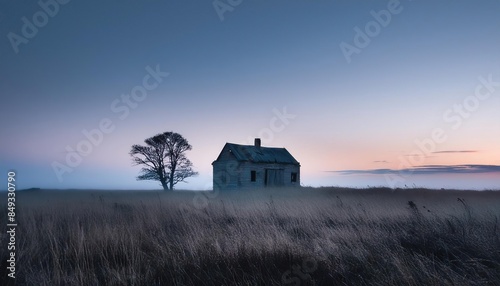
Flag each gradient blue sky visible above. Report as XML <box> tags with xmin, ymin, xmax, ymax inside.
<box><xmin>1</xmin><ymin>0</ymin><xmax>499</xmax><ymax>190</ymax></box>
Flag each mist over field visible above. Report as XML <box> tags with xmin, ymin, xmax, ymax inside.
<box><xmin>1</xmin><ymin>187</ymin><xmax>499</xmax><ymax>285</ymax></box>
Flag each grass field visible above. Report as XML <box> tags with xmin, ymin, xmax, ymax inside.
<box><xmin>1</xmin><ymin>187</ymin><xmax>500</xmax><ymax>285</ymax></box>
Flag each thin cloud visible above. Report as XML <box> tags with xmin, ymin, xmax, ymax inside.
<box><xmin>333</xmin><ymin>164</ymin><xmax>500</xmax><ymax>175</ymax></box>
<box><xmin>403</xmin><ymin>154</ymin><xmax>437</xmax><ymax>158</ymax></box>
<box><xmin>432</xmin><ymin>150</ymin><xmax>478</xmax><ymax>154</ymax></box>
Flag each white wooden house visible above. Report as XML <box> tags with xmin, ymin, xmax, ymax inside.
<box><xmin>212</xmin><ymin>138</ymin><xmax>300</xmax><ymax>190</ymax></box>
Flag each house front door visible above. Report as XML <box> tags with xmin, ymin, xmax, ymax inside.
<box><xmin>265</xmin><ymin>169</ymin><xmax>284</xmax><ymax>187</ymax></box>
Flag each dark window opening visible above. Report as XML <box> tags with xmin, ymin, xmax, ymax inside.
<box><xmin>291</xmin><ymin>172</ymin><xmax>297</xmax><ymax>183</ymax></box>
<box><xmin>251</xmin><ymin>171</ymin><xmax>256</xmax><ymax>182</ymax></box>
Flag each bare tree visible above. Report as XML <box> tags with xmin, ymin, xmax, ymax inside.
<box><xmin>130</xmin><ymin>132</ymin><xmax>198</xmax><ymax>190</ymax></box>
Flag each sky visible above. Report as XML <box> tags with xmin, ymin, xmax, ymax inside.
<box><xmin>1</xmin><ymin>0</ymin><xmax>499</xmax><ymax>190</ymax></box>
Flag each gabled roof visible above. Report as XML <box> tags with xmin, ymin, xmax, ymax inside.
<box><xmin>215</xmin><ymin>143</ymin><xmax>300</xmax><ymax>165</ymax></box>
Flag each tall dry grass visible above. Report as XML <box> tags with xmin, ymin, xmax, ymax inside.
<box><xmin>1</xmin><ymin>187</ymin><xmax>500</xmax><ymax>285</ymax></box>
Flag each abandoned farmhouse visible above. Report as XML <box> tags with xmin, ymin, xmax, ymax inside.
<box><xmin>212</xmin><ymin>138</ymin><xmax>300</xmax><ymax>190</ymax></box>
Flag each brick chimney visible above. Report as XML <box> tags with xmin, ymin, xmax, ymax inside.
<box><xmin>254</xmin><ymin>138</ymin><xmax>261</xmax><ymax>148</ymax></box>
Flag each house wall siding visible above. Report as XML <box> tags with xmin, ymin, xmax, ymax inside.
<box><xmin>213</xmin><ymin>160</ymin><xmax>300</xmax><ymax>190</ymax></box>
<box><xmin>212</xmin><ymin>160</ymin><xmax>240</xmax><ymax>190</ymax></box>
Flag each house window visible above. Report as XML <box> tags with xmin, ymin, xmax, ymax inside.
<box><xmin>291</xmin><ymin>172</ymin><xmax>297</xmax><ymax>183</ymax></box>
<box><xmin>251</xmin><ymin>170</ymin><xmax>256</xmax><ymax>182</ymax></box>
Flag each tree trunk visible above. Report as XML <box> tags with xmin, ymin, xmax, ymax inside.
<box><xmin>169</xmin><ymin>165</ymin><xmax>175</xmax><ymax>190</ymax></box>
<box><xmin>160</xmin><ymin>179</ymin><xmax>169</xmax><ymax>191</ymax></box>
<box><xmin>169</xmin><ymin>176</ymin><xmax>174</xmax><ymax>190</ymax></box>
